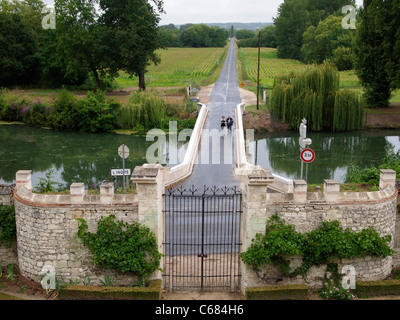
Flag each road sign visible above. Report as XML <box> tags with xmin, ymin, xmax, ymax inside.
<box><xmin>118</xmin><ymin>144</ymin><xmax>130</xmax><ymax>159</ymax></box>
<box><xmin>300</xmin><ymin>148</ymin><xmax>315</xmax><ymax>163</ymax></box>
<box><xmin>111</xmin><ymin>169</ymin><xmax>131</xmax><ymax>176</ymax></box>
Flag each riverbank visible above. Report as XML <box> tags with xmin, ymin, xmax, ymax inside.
<box><xmin>238</xmin><ymin>88</ymin><xmax>400</xmax><ymax>133</ymax></box>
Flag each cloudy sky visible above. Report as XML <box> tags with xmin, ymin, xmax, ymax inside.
<box><xmin>42</xmin><ymin>0</ymin><xmax>364</xmax><ymax>25</ymax></box>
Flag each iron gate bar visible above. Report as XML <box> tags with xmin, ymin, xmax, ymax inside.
<box><xmin>163</xmin><ymin>185</ymin><xmax>242</xmax><ymax>292</ymax></box>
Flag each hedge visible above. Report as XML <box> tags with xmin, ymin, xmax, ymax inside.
<box><xmin>354</xmin><ymin>280</ymin><xmax>400</xmax><ymax>298</ymax></box>
<box><xmin>245</xmin><ymin>284</ymin><xmax>309</xmax><ymax>300</ymax></box>
<box><xmin>58</xmin><ymin>280</ymin><xmax>162</xmax><ymax>300</ymax></box>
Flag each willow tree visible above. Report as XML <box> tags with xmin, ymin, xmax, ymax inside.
<box><xmin>269</xmin><ymin>62</ymin><xmax>365</xmax><ymax>132</ymax></box>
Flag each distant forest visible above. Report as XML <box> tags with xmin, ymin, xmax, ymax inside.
<box><xmin>159</xmin><ymin>22</ymin><xmax>275</xmax><ymax>48</ymax></box>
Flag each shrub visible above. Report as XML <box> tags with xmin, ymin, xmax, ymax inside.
<box><xmin>48</xmin><ymin>89</ymin><xmax>121</xmax><ymax>132</ymax></box>
<box><xmin>22</xmin><ymin>100</ymin><xmax>49</xmax><ymax>127</ymax></box>
<box><xmin>241</xmin><ymin>214</ymin><xmax>395</xmax><ymax>280</ymax></box>
<box><xmin>269</xmin><ymin>62</ymin><xmax>365</xmax><ymax>132</ymax></box>
<box><xmin>48</xmin><ymin>88</ymin><xmax>79</xmax><ymax>131</ymax></box>
<box><xmin>119</xmin><ymin>90</ymin><xmax>166</xmax><ymax>131</ymax></box>
<box><xmin>74</xmin><ymin>91</ymin><xmax>121</xmax><ymax>133</ymax></box>
<box><xmin>0</xmin><ymin>205</ymin><xmax>16</xmax><ymax>248</ymax></box>
<box><xmin>77</xmin><ymin>215</ymin><xmax>163</xmax><ymax>286</ymax></box>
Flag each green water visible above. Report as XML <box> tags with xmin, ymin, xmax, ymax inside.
<box><xmin>1</xmin><ymin>125</ymin><xmax>399</xmax><ymax>189</ymax></box>
<box><xmin>249</xmin><ymin>130</ymin><xmax>400</xmax><ymax>185</ymax></box>
<box><xmin>0</xmin><ymin>124</ymin><xmax>185</xmax><ymax>190</ymax></box>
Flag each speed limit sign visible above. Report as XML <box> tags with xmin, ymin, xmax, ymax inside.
<box><xmin>300</xmin><ymin>148</ymin><xmax>315</xmax><ymax>163</ymax></box>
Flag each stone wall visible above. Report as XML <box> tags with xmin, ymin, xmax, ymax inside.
<box><xmin>13</xmin><ymin>172</ymin><xmax>142</xmax><ymax>286</ymax></box>
<box><xmin>0</xmin><ymin>184</ymin><xmax>14</xmax><ymax>206</ymax></box>
<box><xmin>238</xmin><ymin>168</ymin><xmax>398</xmax><ymax>292</ymax></box>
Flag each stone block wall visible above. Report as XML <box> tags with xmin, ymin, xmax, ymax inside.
<box><xmin>13</xmin><ymin>172</ymin><xmax>141</xmax><ymax>286</ymax></box>
<box><xmin>239</xmin><ymin>169</ymin><xmax>398</xmax><ymax>292</ymax></box>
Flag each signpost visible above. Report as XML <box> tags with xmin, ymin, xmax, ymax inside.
<box><xmin>117</xmin><ymin>144</ymin><xmax>130</xmax><ymax>193</ymax></box>
<box><xmin>299</xmin><ymin>119</ymin><xmax>314</xmax><ymax>182</ymax></box>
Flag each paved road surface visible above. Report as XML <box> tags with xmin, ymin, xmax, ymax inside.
<box><xmin>179</xmin><ymin>38</ymin><xmax>241</xmax><ymax>188</ymax></box>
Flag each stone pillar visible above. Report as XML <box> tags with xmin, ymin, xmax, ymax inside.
<box><xmin>70</xmin><ymin>183</ymin><xmax>85</xmax><ymax>204</ymax></box>
<box><xmin>100</xmin><ymin>183</ymin><xmax>114</xmax><ymax>205</ymax></box>
<box><xmin>16</xmin><ymin>170</ymin><xmax>32</xmax><ymax>192</ymax></box>
<box><xmin>239</xmin><ymin>165</ymin><xmax>274</xmax><ymax>294</ymax></box>
<box><xmin>324</xmin><ymin>180</ymin><xmax>340</xmax><ymax>202</ymax></box>
<box><xmin>379</xmin><ymin>169</ymin><xmax>396</xmax><ymax>190</ymax></box>
<box><xmin>293</xmin><ymin>180</ymin><xmax>307</xmax><ymax>203</ymax></box>
<box><xmin>131</xmin><ymin>164</ymin><xmax>165</xmax><ymax>280</ymax></box>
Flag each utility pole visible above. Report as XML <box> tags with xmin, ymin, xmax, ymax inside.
<box><xmin>257</xmin><ymin>30</ymin><xmax>261</xmax><ymax>110</ymax></box>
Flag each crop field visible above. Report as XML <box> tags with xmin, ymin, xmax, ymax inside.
<box><xmin>238</xmin><ymin>47</ymin><xmax>361</xmax><ymax>88</ymax></box>
<box><xmin>116</xmin><ymin>47</ymin><xmax>228</xmax><ymax>88</ymax></box>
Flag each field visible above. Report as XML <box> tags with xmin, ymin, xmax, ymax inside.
<box><xmin>238</xmin><ymin>47</ymin><xmax>360</xmax><ymax>89</ymax></box>
<box><xmin>238</xmin><ymin>47</ymin><xmax>400</xmax><ymax>103</ymax></box>
<box><xmin>116</xmin><ymin>47</ymin><xmax>228</xmax><ymax>88</ymax></box>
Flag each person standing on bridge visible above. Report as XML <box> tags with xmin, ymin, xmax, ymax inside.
<box><xmin>226</xmin><ymin>116</ymin><xmax>234</xmax><ymax>134</ymax></box>
<box><xmin>220</xmin><ymin>116</ymin><xmax>227</xmax><ymax>135</ymax></box>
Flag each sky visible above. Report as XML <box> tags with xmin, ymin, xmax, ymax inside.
<box><xmin>42</xmin><ymin>0</ymin><xmax>364</xmax><ymax>26</ymax></box>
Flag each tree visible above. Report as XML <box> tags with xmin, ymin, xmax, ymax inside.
<box><xmin>354</xmin><ymin>0</ymin><xmax>400</xmax><ymax>107</ymax></box>
<box><xmin>55</xmin><ymin>0</ymin><xmax>106</xmax><ymax>89</ymax></box>
<box><xmin>301</xmin><ymin>15</ymin><xmax>355</xmax><ymax>68</ymax></box>
<box><xmin>0</xmin><ymin>11</ymin><xmax>38</xmax><ymax>86</ymax></box>
<box><xmin>274</xmin><ymin>0</ymin><xmax>311</xmax><ymax>60</ymax></box>
<box><xmin>54</xmin><ymin>0</ymin><xmax>164</xmax><ymax>91</ymax></box>
<box><xmin>274</xmin><ymin>0</ymin><xmax>355</xmax><ymax>60</ymax></box>
<box><xmin>236</xmin><ymin>26</ymin><xmax>277</xmax><ymax>48</ymax></box>
<box><xmin>235</xmin><ymin>29</ymin><xmax>255</xmax><ymax>40</ymax></box>
<box><xmin>98</xmin><ymin>0</ymin><xmax>164</xmax><ymax>91</ymax></box>
<box><xmin>180</xmin><ymin>24</ymin><xmax>229</xmax><ymax>47</ymax></box>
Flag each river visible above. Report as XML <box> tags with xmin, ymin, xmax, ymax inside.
<box><xmin>1</xmin><ymin>124</ymin><xmax>399</xmax><ymax>190</ymax></box>
<box><xmin>248</xmin><ymin>129</ymin><xmax>400</xmax><ymax>185</ymax></box>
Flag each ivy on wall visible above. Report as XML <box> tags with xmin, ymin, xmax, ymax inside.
<box><xmin>0</xmin><ymin>205</ymin><xmax>16</xmax><ymax>248</ymax></box>
<box><xmin>240</xmin><ymin>214</ymin><xmax>395</xmax><ymax>280</ymax></box>
<box><xmin>77</xmin><ymin>215</ymin><xmax>163</xmax><ymax>286</ymax></box>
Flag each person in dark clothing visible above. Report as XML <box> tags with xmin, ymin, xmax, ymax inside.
<box><xmin>220</xmin><ymin>116</ymin><xmax>227</xmax><ymax>136</ymax></box>
<box><xmin>226</xmin><ymin>116</ymin><xmax>234</xmax><ymax>133</ymax></box>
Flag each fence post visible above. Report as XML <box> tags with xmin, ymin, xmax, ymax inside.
<box><xmin>16</xmin><ymin>170</ymin><xmax>32</xmax><ymax>192</ymax></box>
<box><xmin>131</xmin><ymin>164</ymin><xmax>165</xmax><ymax>281</ymax></box>
<box><xmin>238</xmin><ymin>165</ymin><xmax>274</xmax><ymax>294</ymax></box>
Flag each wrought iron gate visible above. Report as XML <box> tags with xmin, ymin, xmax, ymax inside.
<box><xmin>163</xmin><ymin>185</ymin><xmax>242</xmax><ymax>292</ymax></box>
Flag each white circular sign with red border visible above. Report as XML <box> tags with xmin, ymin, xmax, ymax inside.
<box><xmin>300</xmin><ymin>148</ymin><xmax>315</xmax><ymax>163</ymax></box>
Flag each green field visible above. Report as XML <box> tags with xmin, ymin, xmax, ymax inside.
<box><xmin>116</xmin><ymin>47</ymin><xmax>228</xmax><ymax>88</ymax></box>
<box><xmin>238</xmin><ymin>47</ymin><xmax>400</xmax><ymax>103</ymax></box>
<box><xmin>238</xmin><ymin>47</ymin><xmax>361</xmax><ymax>88</ymax></box>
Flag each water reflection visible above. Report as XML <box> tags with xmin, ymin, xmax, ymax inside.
<box><xmin>248</xmin><ymin>130</ymin><xmax>400</xmax><ymax>184</ymax></box>
<box><xmin>0</xmin><ymin>125</ymin><xmax>187</xmax><ymax>189</ymax></box>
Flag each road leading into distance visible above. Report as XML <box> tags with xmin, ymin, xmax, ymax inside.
<box><xmin>179</xmin><ymin>38</ymin><xmax>241</xmax><ymax>188</ymax></box>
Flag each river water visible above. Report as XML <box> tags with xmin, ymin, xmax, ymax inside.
<box><xmin>1</xmin><ymin>124</ymin><xmax>399</xmax><ymax>189</ymax></box>
<box><xmin>248</xmin><ymin>129</ymin><xmax>400</xmax><ymax>185</ymax></box>
<box><xmin>0</xmin><ymin>124</ymin><xmax>186</xmax><ymax>190</ymax></box>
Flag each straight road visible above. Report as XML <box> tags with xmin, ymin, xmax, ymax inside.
<box><xmin>180</xmin><ymin>38</ymin><xmax>241</xmax><ymax>188</ymax></box>
<box><xmin>163</xmin><ymin>40</ymin><xmax>243</xmax><ymax>291</ymax></box>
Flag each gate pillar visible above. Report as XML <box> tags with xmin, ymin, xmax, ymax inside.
<box><xmin>236</xmin><ymin>165</ymin><xmax>274</xmax><ymax>294</ymax></box>
<box><xmin>131</xmin><ymin>164</ymin><xmax>165</xmax><ymax>281</ymax></box>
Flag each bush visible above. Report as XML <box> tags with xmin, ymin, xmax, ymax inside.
<box><xmin>241</xmin><ymin>215</ymin><xmax>395</xmax><ymax>280</ymax></box>
<box><xmin>48</xmin><ymin>89</ymin><xmax>121</xmax><ymax>132</ymax></box>
<box><xmin>269</xmin><ymin>62</ymin><xmax>365</xmax><ymax>132</ymax></box>
<box><xmin>22</xmin><ymin>100</ymin><xmax>50</xmax><ymax>127</ymax></box>
<box><xmin>48</xmin><ymin>88</ymin><xmax>79</xmax><ymax>130</ymax></box>
<box><xmin>77</xmin><ymin>215</ymin><xmax>163</xmax><ymax>286</ymax></box>
<box><xmin>0</xmin><ymin>205</ymin><xmax>16</xmax><ymax>248</ymax></box>
<box><xmin>345</xmin><ymin>149</ymin><xmax>400</xmax><ymax>186</ymax></box>
<box><xmin>118</xmin><ymin>90</ymin><xmax>166</xmax><ymax>131</ymax></box>
<box><xmin>74</xmin><ymin>91</ymin><xmax>120</xmax><ymax>133</ymax></box>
